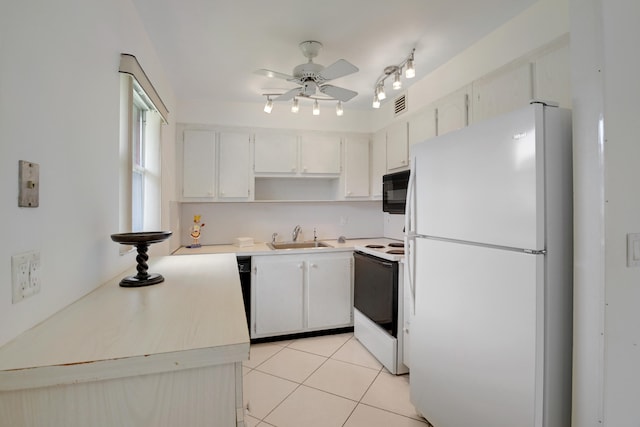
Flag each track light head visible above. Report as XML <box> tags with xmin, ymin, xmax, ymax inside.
<box><xmin>264</xmin><ymin>97</ymin><xmax>273</xmax><ymax>113</ymax></box>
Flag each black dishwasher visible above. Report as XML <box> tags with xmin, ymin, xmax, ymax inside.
<box><xmin>237</xmin><ymin>256</ymin><xmax>251</xmax><ymax>331</ymax></box>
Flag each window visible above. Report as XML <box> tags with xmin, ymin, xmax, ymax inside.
<box><xmin>118</xmin><ymin>54</ymin><xmax>167</xmax><ymax>241</ymax></box>
<box><xmin>132</xmin><ymin>100</ymin><xmax>146</xmax><ymax>232</ymax></box>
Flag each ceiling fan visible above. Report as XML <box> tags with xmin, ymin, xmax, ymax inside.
<box><xmin>256</xmin><ymin>41</ymin><xmax>359</xmax><ymax>103</ymax></box>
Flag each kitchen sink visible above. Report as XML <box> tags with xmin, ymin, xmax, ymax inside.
<box><xmin>267</xmin><ymin>241</ymin><xmax>333</xmax><ymax>250</ymax></box>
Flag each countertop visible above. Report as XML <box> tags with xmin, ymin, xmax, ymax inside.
<box><xmin>0</xmin><ymin>253</ymin><xmax>249</xmax><ymax>391</ymax></box>
<box><xmin>172</xmin><ymin>237</ymin><xmax>402</xmax><ymax>256</ymax></box>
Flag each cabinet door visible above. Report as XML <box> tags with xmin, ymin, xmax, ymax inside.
<box><xmin>344</xmin><ymin>136</ymin><xmax>370</xmax><ymax>198</ymax></box>
<box><xmin>386</xmin><ymin>120</ymin><xmax>409</xmax><ymax>171</ymax></box>
<box><xmin>219</xmin><ymin>131</ymin><xmax>251</xmax><ymax>199</ymax></box>
<box><xmin>182</xmin><ymin>130</ymin><xmax>216</xmax><ymax>198</ymax></box>
<box><xmin>472</xmin><ymin>62</ymin><xmax>533</xmax><ymax>124</ymax></box>
<box><xmin>371</xmin><ymin>129</ymin><xmax>386</xmax><ymax>198</ymax></box>
<box><xmin>435</xmin><ymin>86</ymin><xmax>469</xmax><ymax>136</ymax></box>
<box><xmin>254</xmin><ymin>133</ymin><xmax>297</xmax><ymax>173</ymax></box>
<box><xmin>299</xmin><ymin>134</ymin><xmax>341</xmax><ymax>174</ymax></box>
<box><xmin>307</xmin><ymin>253</ymin><xmax>353</xmax><ymax>329</ymax></box>
<box><xmin>533</xmin><ymin>41</ymin><xmax>571</xmax><ymax>108</ymax></box>
<box><xmin>409</xmin><ymin>107</ymin><xmax>436</xmax><ymax>148</ymax></box>
<box><xmin>252</xmin><ymin>256</ymin><xmax>305</xmax><ymax>337</ymax></box>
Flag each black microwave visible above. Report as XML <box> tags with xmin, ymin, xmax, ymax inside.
<box><xmin>382</xmin><ymin>170</ymin><xmax>410</xmax><ymax>214</ymax></box>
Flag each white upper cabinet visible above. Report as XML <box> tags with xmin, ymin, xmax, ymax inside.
<box><xmin>435</xmin><ymin>86</ymin><xmax>470</xmax><ymax>136</ymax></box>
<box><xmin>254</xmin><ymin>133</ymin><xmax>298</xmax><ymax>174</ymax></box>
<box><xmin>386</xmin><ymin>120</ymin><xmax>409</xmax><ymax>171</ymax></box>
<box><xmin>254</xmin><ymin>133</ymin><xmax>341</xmax><ymax>176</ymax></box>
<box><xmin>533</xmin><ymin>41</ymin><xmax>571</xmax><ymax>108</ymax></box>
<box><xmin>409</xmin><ymin>107</ymin><xmax>436</xmax><ymax>147</ymax></box>
<box><xmin>472</xmin><ymin>62</ymin><xmax>533</xmax><ymax>124</ymax></box>
<box><xmin>299</xmin><ymin>134</ymin><xmax>341</xmax><ymax>174</ymax></box>
<box><xmin>343</xmin><ymin>136</ymin><xmax>370</xmax><ymax>198</ymax></box>
<box><xmin>218</xmin><ymin>131</ymin><xmax>251</xmax><ymax>199</ymax></box>
<box><xmin>182</xmin><ymin>130</ymin><xmax>216</xmax><ymax>198</ymax></box>
<box><xmin>371</xmin><ymin>128</ymin><xmax>386</xmax><ymax>198</ymax></box>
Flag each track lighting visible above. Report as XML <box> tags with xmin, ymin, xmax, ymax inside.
<box><xmin>372</xmin><ymin>94</ymin><xmax>381</xmax><ymax>109</ymax></box>
<box><xmin>262</xmin><ymin>93</ymin><xmax>348</xmax><ymax>116</ymax></box>
<box><xmin>263</xmin><ymin>96</ymin><xmax>273</xmax><ymax>113</ymax></box>
<box><xmin>393</xmin><ymin>71</ymin><xmax>402</xmax><ymax>90</ymax></box>
<box><xmin>405</xmin><ymin>53</ymin><xmax>415</xmax><ymax>79</ymax></box>
<box><xmin>372</xmin><ymin>48</ymin><xmax>416</xmax><ymax>108</ymax></box>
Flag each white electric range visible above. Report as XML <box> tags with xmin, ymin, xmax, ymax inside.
<box><xmin>354</xmin><ymin>240</ymin><xmax>405</xmax><ymax>262</ymax></box>
<box><xmin>353</xmin><ymin>239</ymin><xmax>409</xmax><ymax>375</ymax></box>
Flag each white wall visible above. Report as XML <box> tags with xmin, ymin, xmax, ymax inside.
<box><xmin>178</xmin><ymin>99</ymin><xmax>373</xmax><ymax>133</ymax></box>
<box><xmin>569</xmin><ymin>1</ymin><xmax>605</xmax><ymax>424</ymax></box>
<box><xmin>180</xmin><ymin>202</ymin><xmax>383</xmax><ymax>246</ymax></box>
<box><xmin>572</xmin><ymin>1</ymin><xmax>640</xmax><ymax>425</ymax></box>
<box><xmin>0</xmin><ymin>0</ymin><xmax>176</xmax><ymax>346</ymax></box>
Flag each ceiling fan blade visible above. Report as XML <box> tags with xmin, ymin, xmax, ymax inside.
<box><xmin>319</xmin><ymin>84</ymin><xmax>358</xmax><ymax>102</ymax></box>
<box><xmin>275</xmin><ymin>87</ymin><xmax>301</xmax><ymax>101</ymax></box>
<box><xmin>254</xmin><ymin>69</ymin><xmax>294</xmax><ymax>80</ymax></box>
<box><xmin>318</xmin><ymin>59</ymin><xmax>359</xmax><ymax>81</ymax></box>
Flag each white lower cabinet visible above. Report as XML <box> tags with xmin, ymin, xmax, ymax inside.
<box><xmin>251</xmin><ymin>252</ymin><xmax>353</xmax><ymax>338</ymax></box>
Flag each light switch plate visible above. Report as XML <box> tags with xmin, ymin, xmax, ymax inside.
<box><xmin>627</xmin><ymin>233</ymin><xmax>640</xmax><ymax>267</ymax></box>
<box><xmin>18</xmin><ymin>160</ymin><xmax>39</xmax><ymax>207</ymax></box>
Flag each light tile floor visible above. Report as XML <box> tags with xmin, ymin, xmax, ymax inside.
<box><xmin>242</xmin><ymin>333</ymin><xmax>429</xmax><ymax>427</ymax></box>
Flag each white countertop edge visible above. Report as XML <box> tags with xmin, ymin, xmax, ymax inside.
<box><xmin>0</xmin><ymin>342</ymin><xmax>249</xmax><ymax>392</ymax></box>
<box><xmin>173</xmin><ymin>238</ymin><xmax>402</xmax><ymax>256</ymax></box>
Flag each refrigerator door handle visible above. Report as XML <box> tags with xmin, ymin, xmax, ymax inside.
<box><xmin>405</xmin><ymin>157</ymin><xmax>417</xmax><ymax>315</ymax></box>
<box><xmin>405</xmin><ymin>157</ymin><xmax>416</xmax><ymax>236</ymax></box>
<box><xmin>406</xmin><ymin>236</ymin><xmax>416</xmax><ymax>315</ymax></box>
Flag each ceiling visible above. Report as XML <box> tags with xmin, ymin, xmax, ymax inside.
<box><xmin>130</xmin><ymin>0</ymin><xmax>537</xmax><ymax>111</ymax></box>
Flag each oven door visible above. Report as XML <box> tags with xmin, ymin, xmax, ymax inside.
<box><xmin>354</xmin><ymin>251</ymin><xmax>399</xmax><ymax>337</ymax></box>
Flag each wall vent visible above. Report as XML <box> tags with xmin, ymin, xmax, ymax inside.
<box><xmin>394</xmin><ymin>94</ymin><xmax>407</xmax><ymax>116</ymax></box>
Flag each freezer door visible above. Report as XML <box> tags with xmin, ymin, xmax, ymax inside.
<box><xmin>410</xmin><ymin>237</ymin><xmax>543</xmax><ymax>427</ymax></box>
<box><xmin>412</xmin><ymin>104</ymin><xmax>545</xmax><ymax>250</ymax></box>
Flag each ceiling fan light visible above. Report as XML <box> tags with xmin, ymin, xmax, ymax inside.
<box><xmin>393</xmin><ymin>71</ymin><xmax>402</xmax><ymax>90</ymax></box>
<box><xmin>291</xmin><ymin>98</ymin><xmax>299</xmax><ymax>113</ymax></box>
<box><xmin>372</xmin><ymin>94</ymin><xmax>380</xmax><ymax>109</ymax></box>
<box><xmin>313</xmin><ymin>99</ymin><xmax>320</xmax><ymax>115</ymax></box>
<box><xmin>376</xmin><ymin>84</ymin><xmax>386</xmax><ymax>100</ymax></box>
<box><xmin>405</xmin><ymin>58</ymin><xmax>415</xmax><ymax>79</ymax></box>
<box><xmin>336</xmin><ymin>101</ymin><xmax>344</xmax><ymax>116</ymax></box>
<box><xmin>263</xmin><ymin>97</ymin><xmax>273</xmax><ymax>114</ymax></box>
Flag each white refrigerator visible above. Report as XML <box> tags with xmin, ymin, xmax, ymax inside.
<box><xmin>405</xmin><ymin>102</ymin><xmax>573</xmax><ymax>427</ymax></box>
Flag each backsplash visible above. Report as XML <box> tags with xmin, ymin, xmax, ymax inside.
<box><xmin>383</xmin><ymin>212</ymin><xmax>406</xmax><ymax>241</ymax></box>
<box><xmin>180</xmin><ymin>201</ymin><xmax>383</xmax><ymax>246</ymax></box>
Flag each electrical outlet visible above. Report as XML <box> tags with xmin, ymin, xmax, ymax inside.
<box><xmin>28</xmin><ymin>251</ymin><xmax>41</xmax><ymax>297</ymax></box>
<box><xmin>11</xmin><ymin>250</ymin><xmax>41</xmax><ymax>303</ymax></box>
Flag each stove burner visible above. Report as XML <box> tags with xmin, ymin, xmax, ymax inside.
<box><xmin>388</xmin><ymin>242</ymin><xmax>405</xmax><ymax>248</ymax></box>
<box><xmin>365</xmin><ymin>244</ymin><xmax>385</xmax><ymax>249</ymax></box>
<box><xmin>386</xmin><ymin>249</ymin><xmax>405</xmax><ymax>255</ymax></box>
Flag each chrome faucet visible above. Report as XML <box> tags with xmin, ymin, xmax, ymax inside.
<box><xmin>292</xmin><ymin>225</ymin><xmax>302</xmax><ymax>242</ymax></box>
<box><xmin>271</xmin><ymin>232</ymin><xmax>278</xmax><ymax>244</ymax></box>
